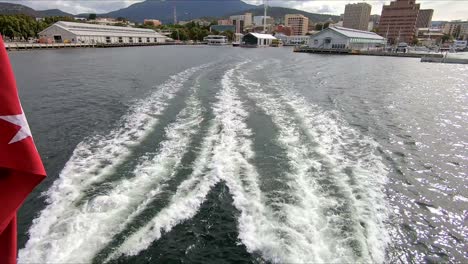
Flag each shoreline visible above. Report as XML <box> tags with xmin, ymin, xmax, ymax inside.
<box><xmin>4</xmin><ymin>42</ymin><xmax>206</xmax><ymax>51</ymax></box>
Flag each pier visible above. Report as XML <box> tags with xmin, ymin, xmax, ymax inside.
<box><xmin>4</xmin><ymin>42</ymin><xmax>203</xmax><ymax>51</ymax></box>
<box><xmin>294</xmin><ymin>47</ymin><xmax>444</xmax><ymax>59</ymax></box>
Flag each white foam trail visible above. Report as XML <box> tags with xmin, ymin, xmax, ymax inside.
<box><xmin>110</xmin><ymin>61</ymin><xmax>286</xmax><ymax>261</ymax></box>
<box><xmin>19</xmin><ymin>66</ymin><xmax>208</xmax><ymax>263</ymax></box>
<box><xmin>280</xmin><ymin>89</ymin><xmax>390</xmax><ymax>263</ymax></box>
<box><xmin>108</xmin><ymin>122</ymin><xmax>220</xmax><ymax>260</ymax></box>
<box><xmin>237</xmin><ymin>71</ymin><xmax>389</xmax><ymax>263</ymax></box>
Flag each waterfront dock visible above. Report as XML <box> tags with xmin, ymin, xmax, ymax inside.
<box><xmin>294</xmin><ymin>47</ymin><xmax>444</xmax><ymax>59</ymax></box>
<box><xmin>4</xmin><ymin>42</ymin><xmax>202</xmax><ymax>51</ymax></box>
<box><xmin>421</xmin><ymin>56</ymin><xmax>468</xmax><ymax>64</ymax></box>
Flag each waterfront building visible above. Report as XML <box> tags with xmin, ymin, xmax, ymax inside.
<box><xmin>210</xmin><ymin>25</ymin><xmax>236</xmax><ymax>33</ymax></box>
<box><xmin>241</xmin><ymin>33</ymin><xmax>276</xmax><ymax>47</ymax></box>
<box><xmin>416</xmin><ymin>9</ymin><xmax>434</xmax><ymax>28</ymax></box>
<box><xmin>230</xmin><ymin>13</ymin><xmax>253</xmax><ymax>33</ymax></box>
<box><xmin>144</xmin><ymin>19</ymin><xmax>162</xmax><ymax>27</ymax></box>
<box><xmin>93</xmin><ymin>18</ymin><xmax>118</xmax><ymax>25</ymax></box>
<box><xmin>253</xmin><ymin>16</ymin><xmax>274</xmax><ymax>26</ymax></box>
<box><xmin>275</xmin><ymin>34</ymin><xmax>310</xmax><ymax>46</ymax></box>
<box><xmin>285</xmin><ymin>14</ymin><xmax>309</xmax><ymax>36</ymax></box>
<box><xmin>39</xmin><ymin>21</ymin><xmax>167</xmax><ymax>44</ymax></box>
<box><xmin>378</xmin><ymin>0</ymin><xmax>420</xmax><ymax>44</ymax></box>
<box><xmin>217</xmin><ymin>19</ymin><xmax>232</xmax><ymax>25</ymax></box>
<box><xmin>415</xmin><ymin>27</ymin><xmax>443</xmax><ymax>45</ymax></box>
<box><xmin>443</xmin><ymin>21</ymin><xmax>464</xmax><ymax>38</ymax></box>
<box><xmin>308</xmin><ymin>26</ymin><xmax>385</xmax><ymax>51</ymax></box>
<box><xmin>275</xmin><ymin>25</ymin><xmax>293</xmax><ymax>36</ymax></box>
<box><xmin>460</xmin><ymin>23</ymin><xmax>468</xmax><ymax>40</ymax></box>
<box><xmin>343</xmin><ymin>3</ymin><xmax>372</xmax><ymax>31</ymax></box>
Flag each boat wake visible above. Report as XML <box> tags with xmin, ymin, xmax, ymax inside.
<box><xmin>19</xmin><ymin>60</ymin><xmax>390</xmax><ymax>263</ymax></box>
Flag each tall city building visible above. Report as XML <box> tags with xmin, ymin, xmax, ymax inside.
<box><xmin>285</xmin><ymin>14</ymin><xmax>309</xmax><ymax>35</ymax></box>
<box><xmin>254</xmin><ymin>16</ymin><xmax>274</xmax><ymax>26</ymax></box>
<box><xmin>343</xmin><ymin>3</ymin><xmax>372</xmax><ymax>31</ymax></box>
<box><xmin>217</xmin><ymin>19</ymin><xmax>232</xmax><ymax>26</ymax></box>
<box><xmin>443</xmin><ymin>22</ymin><xmax>462</xmax><ymax>38</ymax></box>
<box><xmin>230</xmin><ymin>13</ymin><xmax>253</xmax><ymax>33</ymax></box>
<box><xmin>378</xmin><ymin>0</ymin><xmax>421</xmax><ymax>44</ymax></box>
<box><xmin>416</xmin><ymin>9</ymin><xmax>434</xmax><ymax>28</ymax></box>
<box><xmin>368</xmin><ymin>14</ymin><xmax>381</xmax><ymax>31</ymax></box>
<box><xmin>460</xmin><ymin>23</ymin><xmax>468</xmax><ymax>40</ymax></box>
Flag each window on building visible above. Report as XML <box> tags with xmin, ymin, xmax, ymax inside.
<box><xmin>106</xmin><ymin>36</ymin><xmax>111</xmax><ymax>43</ymax></box>
<box><xmin>118</xmin><ymin>37</ymin><xmax>123</xmax><ymax>43</ymax></box>
<box><xmin>138</xmin><ymin>37</ymin><xmax>142</xmax><ymax>43</ymax></box>
<box><xmin>147</xmin><ymin>37</ymin><xmax>150</xmax><ymax>43</ymax></box>
<box><xmin>129</xmin><ymin>37</ymin><xmax>133</xmax><ymax>43</ymax></box>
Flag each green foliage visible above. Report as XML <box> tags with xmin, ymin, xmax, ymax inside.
<box><xmin>88</xmin><ymin>13</ymin><xmax>96</xmax><ymax>20</ymax></box>
<box><xmin>0</xmin><ymin>14</ymin><xmax>74</xmax><ymax>40</ymax></box>
<box><xmin>162</xmin><ymin>22</ymin><xmax>211</xmax><ymax>41</ymax></box>
<box><xmin>411</xmin><ymin>35</ymin><xmax>419</xmax><ymax>46</ymax></box>
<box><xmin>220</xmin><ymin>30</ymin><xmax>234</xmax><ymax>41</ymax></box>
<box><xmin>441</xmin><ymin>34</ymin><xmax>453</xmax><ymax>43</ymax></box>
<box><xmin>314</xmin><ymin>23</ymin><xmax>329</xmax><ymax>31</ymax></box>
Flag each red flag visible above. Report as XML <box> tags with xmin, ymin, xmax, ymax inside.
<box><xmin>0</xmin><ymin>36</ymin><xmax>46</xmax><ymax>264</ymax></box>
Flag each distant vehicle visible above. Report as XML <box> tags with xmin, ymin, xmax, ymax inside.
<box><xmin>454</xmin><ymin>40</ymin><xmax>467</xmax><ymax>51</ymax></box>
<box><xmin>396</xmin><ymin>42</ymin><xmax>409</xmax><ymax>53</ymax></box>
<box><xmin>270</xmin><ymin>39</ymin><xmax>283</xmax><ymax>47</ymax></box>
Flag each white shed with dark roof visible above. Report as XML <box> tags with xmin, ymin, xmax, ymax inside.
<box><xmin>39</xmin><ymin>21</ymin><xmax>167</xmax><ymax>44</ymax></box>
<box><xmin>308</xmin><ymin>26</ymin><xmax>385</xmax><ymax>51</ymax></box>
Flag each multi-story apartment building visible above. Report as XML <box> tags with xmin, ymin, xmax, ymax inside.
<box><xmin>284</xmin><ymin>14</ymin><xmax>309</xmax><ymax>36</ymax></box>
<box><xmin>343</xmin><ymin>3</ymin><xmax>372</xmax><ymax>31</ymax></box>
<box><xmin>230</xmin><ymin>13</ymin><xmax>253</xmax><ymax>33</ymax></box>
<box><xmin>416</xmin><ymin>9</ymin><xmax>434</xmax><ymax>28</ymax></box>
<box><xmin>378</xmin><ymin>0</ymin><xmax>420</xmax><ymax>44</ymax></box>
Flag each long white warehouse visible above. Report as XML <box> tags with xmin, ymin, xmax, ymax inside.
<box><xmin>39</xmin><ymin>21</ymin><xmax>167</xmax><ymax>44</ymax></box>
<box><xmin>308</xmin><ymin>26</ymin><xmax>385</xmax><ymax>51</ymax></box>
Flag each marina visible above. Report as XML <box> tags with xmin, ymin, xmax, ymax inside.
<box><xmin>11</xmin><ymin>46</ymin><xmax>467</xmax><ymax>263</ymax></box>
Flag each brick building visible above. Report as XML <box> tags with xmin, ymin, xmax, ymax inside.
<box><xmin>285</xmin><ymin>14</ymin><xmax>309</xmax><ymax>36</ymax></box>
<box><xmin>378</xmin><ymin>0</ymin><xmax>420</xmax><ymax>44</ymax></box>
<box><xmin>343</xmin><ymin>3</ymin><xmax>372</xmax><ymax>31</ymax></box>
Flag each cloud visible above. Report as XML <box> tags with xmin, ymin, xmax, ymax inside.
<box><xmin>0</xmin><ymin>0</ymin><xmax>466</xmax><ymax>20</ymax></box>
<box><xmin>0</xmin><ymin>0</ymin><xmax>145</xmax><ymax>14</ymax></box>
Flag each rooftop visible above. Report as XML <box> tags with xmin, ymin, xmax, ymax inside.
<box><xmin>329</xmin><ymin>26</ymin><xmax>384</xmax><ymax>40</ymax></box>
<box><xmin>42</xmin><ymin>21</ymin><xmax>166</xmax><ymax>38</ymax></box>
<box><xmin>248</xmin><ymin>33</ymin><xmax>277</xmax><ymax>40</ymax></box>
<box><xmin>57</xmin><ymin>21</ymin><xmax>156</xmax><ymax>33</ymax></box>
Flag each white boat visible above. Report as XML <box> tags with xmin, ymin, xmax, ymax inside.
<box><xmin>203</xmin><ymin>35</ymin><xmax>229</xmax><ymax>46</ymax></box>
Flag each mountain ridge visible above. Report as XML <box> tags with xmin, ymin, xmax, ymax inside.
<box><xmin>0</xmin><ymin>2</ymin><xmax>74</xmax><ymax>17</ymax></box>
<box><xmin>0</xmin><ymin>1</ymin><xmax>339</xmax><ymax>24</ymax></box>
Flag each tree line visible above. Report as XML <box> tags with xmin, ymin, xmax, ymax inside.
<box><xmin>0</xmin><ymin>14</ymin><xmax>74</xmax><ymax>40</ymax></box>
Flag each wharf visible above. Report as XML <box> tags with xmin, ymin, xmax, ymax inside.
<box><xmin>294</xmin><ymin>47</ymin><xmax>444</xmax><ymax>59</ymax></box>
<box><xmin>4</xmin><ymin>42</ymin><xmax>202</xmax><ymax>51</ymax></box>
<box><xmin>421</xmin><ymin>56</ymin><xmax>468</xmax><ymax>64</ymax></box>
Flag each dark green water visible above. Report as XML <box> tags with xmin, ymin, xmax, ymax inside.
<box><xmin>9</xmin><ymin>46</ymin><xmax>467</xmax><ymax>263</ymax></box>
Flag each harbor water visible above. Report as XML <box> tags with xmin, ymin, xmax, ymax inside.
<box><xmin>9</xmin><ymin>46</ymin><xmax>467</xmax><ymax>263</ymax></box>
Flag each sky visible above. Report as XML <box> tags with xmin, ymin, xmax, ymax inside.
<box><xmin>1</xmin><ymin>0</ymin><xmax>467</xmax><ymax>21</ymax></box>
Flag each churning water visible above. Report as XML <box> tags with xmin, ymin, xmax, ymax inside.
<box><xmin>9</xmin><ymin>46</ymin><xmax>467</xmax><ymax>263</ymax></box>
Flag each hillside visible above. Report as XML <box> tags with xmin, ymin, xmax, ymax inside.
<box><xmin>103</xmin><ymin>0</ymin><xmax>256</xmax><ymax>23</ymax></box>
<box><xmin>37</xmin><ymin>9</ymin><xmax>74</xmax><ymax>17</ymax></box>
<box><xmin>230</xmin><ymin>6</ymin><xmax>340</xmax><ymax>23</ymax></box>
<box><xmin>0</xmin><ymin>2</ymin><xmax>73</xmax><ymax>17</ymax></box>
<box><xmin>0</xmin><ymin>2</ymin><xmax>37</xmax><ymax>16</ymax></box>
